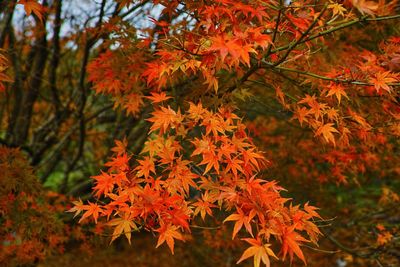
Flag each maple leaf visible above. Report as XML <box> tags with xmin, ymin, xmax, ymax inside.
<box><xmin>142</xmin><ymin>62</ymin><xmax>170</xmax><ymax>88</ymax></box>
<box><xmin>281</xmin><ymin>228</ymin><xmax>308</xmax><ymax>264</ymax></box>
<box><xmin>314</xmin><ymin>123</ymin><xmax>339</xmax><ymax>145</ymax></box>
<box><xmin>92</xmin><ymin>171</ymin><xmax>115</xmax><ymax>197</ymax></box>
<box><xmin>292</xmin><ymin>107</ymin><xmax>310</xmax><ymax>126</ymax></box>
<box><xmin>208</xmin><ymin>34</ymin><xmax>256</xmax><ymax>66</ymax></box>
<box><xmin>326</xmin><ymin>83</ymin><xmax>348</xmax><ymax>104</ymax></box>
<box><xmin>191</xmin><ymin>136</ymin><xmax>210</xmax><ymax>154</ymax></box>
<box><xmin>79</xmin><ymin>201</ymin><xmax>103</xmax><ymax>223</ymax></box>
<box><xmin>142</xmin><ymin>137</ymin><xmax>163</xmax><ymax>157</ymax></box>
<box><xmin>298</xmin><ymin>94</ymin><xmax>318</xmax><ymax>107</ymax></box>
<box><xmin>124</xmin><ymin>93</ymin><xmax>144</xmax><ymax>116</ymax></box>
<box><xmin>274</xmin><ymin>86</ymin><xmax>287</xmax><ymax>108</ymax></box>
<box><xmin>147</xmin><ymin>106</ymin><xmax>183</xmax><ymax>135</ymax></box>
<box><xmin>224</xmin><ymin>208</ymin><xmax>255</xmax><ymax>239</ymax></box>
<box><xmin>201</xmin><ymin>112</ymin><xmax>226</xmax><ymax>136</ymax></box>
<box><xmin>18</xmin><ymin>0</ymin><xmax>45</xmax><ymax>22</ymax></box>
<box><xmin>193</xmin><ymin>192</ymin><xmax>216</xmax><ymax>220</ymax></box>
<box><xmin>199</xmin><ymin>151</ymin><xmax>220</xmax><ymax>174</ymax></box>
<box><xmin>67</xmin><ymin>198</ymin><xmax>88</xmax><ymax>218</ymax></box>
<box><xmin>187</xmin><ymin>102</ymin><xmax>207</xmax><ymax>121</ymax></box>
<box><xmin>135</xmin><ymin>156</ymin><xmax>156</xmax><ymax>178</ymax></box>
<box><xmin>108</xmin><ymin>217</ymin><xmax>138</xmax><ymax>244</ymax></box>
<box><xmin>165</xmin><ymin>158</ymin><xmax>198</xmax><ymax>195</ymax></box>
<box><xmin>156</xmin><ymin>224</ymin><xmax>185</xmax><ymax>254</ymax></box>
<box><xmin>208</xmin><ymin>34</ymin><xmax>233</xmax><ymax>63</ymax></box>
<box><xmin>111</xmin><ymin>137</ymin><xmax>128</xmax><ymax>156</ymax></box>
<box><xmin>237</xmin><ymin>238</ymin><xmax>278</xmax><ymax>267</ymax></box>
<box><xmin>104</xmin><ymin>153</ymin><xmax>130</xmax><ymax>172</ymax></box>
<box><xmin>248</xmin><ymin>28</ymin><xmax>272</xmax><ymax>49</ymax></box>
<box><xmin>241</xmin><ymin>148</ymin><xmax>265</xmax><ymax>171</ymax></box>
<box><xmin>113</xmin><ymin>172</ymin><xmax>129</xmax><ymax>187</ymax></box>
<box><xmin>157</xmin><ymin>137</ymin><xmax>181</xmax><ymax>165</ymax></box>
<box><xmin>369</xmin><ymin>71</ymin><xmax>397</xmax><ymax>93</ymax></box>
<box><xmin>308</xmin><ymin>101</ymin><xmax>328</xmax><ymax>120</ymax></box>
<box><xmin>377</xmin><ymin>231</ymin><xmax>393</xmax><ymax>246</ymax></box>
<box><xmin>326</xmin><ymin>107</ymin><xmax>339</xmax><ymax>121</ymax></box>
<box><xmin>328</xmin><ymin>2</ymin><xmax>347</xmax><ymax>17</ymax></box>
<box><xmin>286</xmin><ymin>13</ymin><xmax>311</xmax><ymax>31</ymax></box>
<box><xmin>304</xmin><ymin>203</ymin><xmax>322</xmax><ymax>219</ymax></box>
<box><xmin>225</xmin><ymin>157</ymin><xmax>244</xmax><ymax>178</ymax></box>
<box><xmin>348</xmin><ymin>109</ymin><xmax>372</xmax><ymax>129</ymax></box>
<box><xmin>218</xmin><ymin>140</ymin><xmax>236</xmax><ymax>161</ymax></box>
<box><xmin>145</xmin><ymin>91</ymin><xmax>172</xmax><ymax>104</ymax></box>
<box><xmin>199</xmin><ymin>69</ymin><xmax>218</xmax><ymax>92</ymax></box>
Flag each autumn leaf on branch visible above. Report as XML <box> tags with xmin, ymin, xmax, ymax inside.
<box><xmin>145</xmin><ymin>91</ymin><xmax>172</xmax><ymax>104</ymax></box>
<box><xmin>69</xmin><ymin>98</ymin><xmax>322</xmax><ymax>265</ymax></box>
<box><xmin>147</xmin><ymin>106</ymin><xmax>184</xmax><ymax>135</ymax></box>
<box><xmin>325</xmin><ymin>83</ymin><xmax>348</xmax><ymax>104</ymax></box>
<box><xmin>18</xmin><ymin>0</ymin><xmax>45</xmax><ymax>22</ymax></box>
<box><xmin>224</xmin><ymin>208</ymin><xmax>256</xmax><ymax>239</ymax></box>
<box><xmin>2</xmin><ymin>0</ymin><xmax>400</xmax><ymax>265</ymax></box>
<box><xmin>281</xmin><ymin>227</ymin><xmax>309</xmax><ymax>264</ymax></box>
<box><xmin>236</xmin><ymin>238</ymin><xmax>278</xmax><ymax>267</ymax></box>
<box><xmin>108</xmin><ymin>217</ymin><xmax>138</xmax><ymax>244</ymax></box>
<box><xmin>156</xmin><ymin>224</ymin><xmax>185</xmax><ymax>254</ymax></box>
<box><xmin>314</xmin><ymin>123</ymin><xmax>339</xmax><ymax>145</ymax></box>
<box><xmin>110</xmin><ymin>138</ymin><xmax>128</xmax><ymax>156</ymax></box>
<box><xmin>67</xmin><ymin>198</ymin><xmax>88</xmax><ymax>219</ymax></box>
<box><xmin>369</xmin><ymin>71</ymin><xmax>398</xmax><ymax>93</ymax></box>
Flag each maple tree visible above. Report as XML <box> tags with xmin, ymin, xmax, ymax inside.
<box><xmin>0</xmin><ymin>146</ymin><xmax>93</xmax><ymax>266</ymax></box>
<box><xmin>1</xmin><ymin>0</ymin><xmax>399</xmax><ymax>266</ymax></box>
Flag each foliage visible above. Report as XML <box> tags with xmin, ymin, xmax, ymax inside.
<box><xmin>0</xmin><ymin>147</ymin><xmax>62</xmax><ymax>265</ymax></box>
<box><xmin>1</xmin><ymin>0</ymin><xmax>399</xmax><ymax>266</ymax></box>
<box><xmin>69</xmin><ymin>97</ymin><xmax>321</xmax><ymax>265</ymax></box>
<box><xmin>0</xmin><ymin>146</ymin><xmax>95</xmax><ymax>266</ymax></box>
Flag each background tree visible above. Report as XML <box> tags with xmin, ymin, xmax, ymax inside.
<box><xmin>0</xmin><ymin>0</ymin><xmax>399</xmax><ymax>266</ymax></box>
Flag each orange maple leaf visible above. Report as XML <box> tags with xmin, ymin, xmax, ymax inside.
<box><xmin>237</xmin><ymin>238</ymin><xmax>278</xmax><ymax>267</ymax></box>
<box><xmin>145</xmin><ymin>91</ymin><xmax>172</xmax><ymax>104</ymax></box>
<box><xmin>326</xmin><ymin>83</ymin><xmax>348</xmax><ymax>104</ymax></box>
<box><xmin>314</xmin><ymin>123</ymin><xmax>339</xmax><ymax>145</ymax></box>
<box><xmin>193</xmin><ymin>192</ymin><xmax>216</xmax><ymax>220</ymax></box>
<box><xmin>104</xmin><ymin>153</ymin><xmax>130</xmax><ymax>171</ymax></box>
<box><xmin>18</xmin><ymin>0</ymin><xmax>44</xmax><ymax>22</ymax></box>
<box><xmin>224</xmin><ymin>208</ymin><xmax>256</xmax><ymax>239</ymax></box>
<box><xmin>201</xmin><ymin>112</ymin><xmax>226</xmax><ymax>136</ymax></box>
<box><xmin>135</xmin><ymin>156</ymin><xmax>156</xmax><ymax>179</ymax></box>
<box><xmin>79</xmin><ymin>201</ymin><xmax>103</xmax><ymax>223</ymax></box>
<box><xmin>241</xmin><ymin>148</ymin><xmax>265</xmax><ymax>171</ymax></box>
<box><xmin>225</xmin><ymin>157</ymin><xmax>244</xmax><ymax>178</ymax></box>
<box><xmin>92</xmin><ymin>171</ymin><xmax>115</xmax><ymax>197</ymax></box>
<box><xmin>124</xmin><ymin>93</ymin><xmax>144</xmax><ymax>116</ymax></box>
<box><xmin>67</xmin><ymin>198</ymin><xmax>88</xmax><ymax>218</ymax></box>
<box><xmin>281</xmin><ymin>227</ymin><xmax>308</xmax><ymax>264</ymax></box>
<box><xmin>199</xmin><ymin>151</ymin><xmax>220</xmax><ymax>174</ymax></box>
<box><xmin>108</xmin><ymin>217</ymin><xmax>137</xmax><ymax>244</ymax></box>
<box><xmin>369</xmin><ymin>71</ymin><xmax>397</xmax><ymax>93</ymax></box>
<box><xmin>111</xmin><ymin>137</ymin><xmax>128</xmax><ymax>156</ymax></box>
<box><xmin>147</xmin><ymin>106</ymin><xmax>183</xmax><ymax>134</ymax></box>
<box><xmin>292</xmin><ymin>107</ymin><xmax>310</xmax><ymax>126</ymax></box>
<box><xmin>156</xmin><ymin>224</ymin><xmax>185</xmax><ymax>254</ymax></box>
<box><xmin>208</xmin><ymin>34</ymin><xmax>256</xmax><ymax>66</ymax></box>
